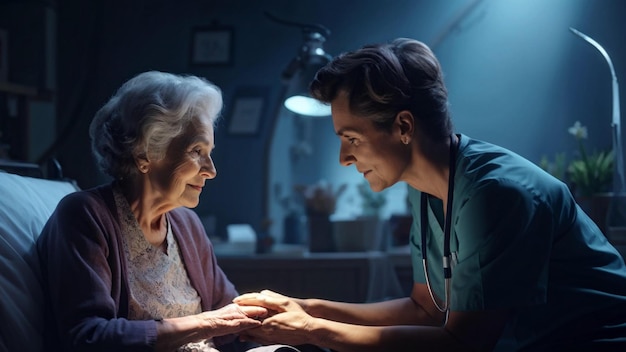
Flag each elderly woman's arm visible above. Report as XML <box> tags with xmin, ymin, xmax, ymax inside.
<box><xmin>155</xmin><ymin>304</ymin><xmax>266</xmax><ymax>352</ymax></box>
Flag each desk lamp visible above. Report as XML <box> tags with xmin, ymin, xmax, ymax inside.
<box><xmin>266</xmin><ymin>12</ymin><xmax>333</xmax><ymax>117</ymax></box>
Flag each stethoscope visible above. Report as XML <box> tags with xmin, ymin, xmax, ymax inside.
<box><xmin>413</xmin><ymin>134</ymin><xmax>458</xmax><ymax>325</ymax></box>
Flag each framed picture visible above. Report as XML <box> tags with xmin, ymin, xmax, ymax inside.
<box><xmin>227</xmin><ymin>87</ymin><xmax>268</xmax><ymax>135</ymax></box>
<box><xmin>189</xmin><ymin>25</ymin><xmax>233</xmax><ymax>66</ymax></box>
<box><xmin>0</xmin><ymin>28</ymin><xmax>8</xmax><ymax>82</ymax></box>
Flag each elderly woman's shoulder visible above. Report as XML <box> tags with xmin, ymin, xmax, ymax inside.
<box><xmin>52</xmin><ymin>184</ymin><xmax>116</xmax><ymax>215</ymax></box>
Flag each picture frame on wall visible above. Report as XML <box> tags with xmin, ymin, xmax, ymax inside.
<box><xmin>0</xmin><ymin>28</ymin><xmax>8</xmax><ymax>82</ymax></box>
<box><xmin>189</xmin><ymin>25</ymin><xmax>233</xmax><ymax>66</ymax></box>
<box><xmin>227</xmin><ymin>87</ymin><xmax>268</xmax><ymax>136</ymax></box>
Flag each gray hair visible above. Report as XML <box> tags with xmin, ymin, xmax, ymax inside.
<box><xmin>89</xmin><ymin>71</ymin><xmax>223</xmax><ymax>179</ymax></box>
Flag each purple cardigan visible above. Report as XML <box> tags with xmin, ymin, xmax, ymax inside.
<box><xmin>36</xmin><ymin>183</ymin><xmax>238</xmax><ymax>352</ymax></box>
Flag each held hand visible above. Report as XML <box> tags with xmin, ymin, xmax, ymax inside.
<box><xmin>197</xmin><ymin>303</ymin><xmax>267</xmax><ymax>339</ymax></box>
<box><xmin>238</xmin><ymin>310</ymin><xmax>316</xmax><ymax>346</ymax></box>
<box><xmin>234</xmin><ymin>289</ymin><xmax>304</xmax><ymax>316</ymax></box>
<box><xmin>234</xmin><ymin>290</ymin><xmax>315</xmax><ymax>346</ymax></box>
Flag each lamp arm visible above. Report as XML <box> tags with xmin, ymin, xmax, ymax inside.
<box><xmin>570</xmin><ymin>27</ymin><xmax>625</xmax><ymax>192</ymax></box>
<box><xmin>264</xmin><ymin>11</ymin><xmax>331</xmax><ymax>38</ymax></box>
<box><xmin>281</xmin><ymin>56</ymin><xmax>303</xmax><ymax>82</ymax></box>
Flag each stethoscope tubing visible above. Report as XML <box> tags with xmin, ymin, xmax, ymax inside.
<box><xmin>418</xmin><ymin>134</ymin><xmax>457</xmax><ymax>324</ymax></box>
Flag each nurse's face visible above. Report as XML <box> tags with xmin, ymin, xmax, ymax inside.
<box><xmin>331</xmin><ymin>92</ymin><xmax>410</xmax><ymax>192</ymax></box>
<box><xmin>146</xmin><ymin>115</ymin><xmax>217</xmax><ymax>209</ymax></box>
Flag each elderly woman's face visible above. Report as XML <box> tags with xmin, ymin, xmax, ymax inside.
<box><xmin>147</xmin><ymin>116</ymin><xmax>216</xmax><ymax>209</ymax></box>
<box><xmin>331</xmin><ymin>92</ymin><xmax>410</xmax><ymax>193</ymax></box>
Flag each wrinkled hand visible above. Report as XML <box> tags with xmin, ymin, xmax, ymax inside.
<box><xmin>234</xmin><ymin>290</ymin><xmax>303</xmax><ymax>315</ymax></box>
<box><xmin>233</xmin><ymin>290</ymin><xmax>315</xmax><ymax>346</ymax></box>
<box><xmin>197</xmin><ymin>303</ymin><xmax>267</xmax><ymax>339</ymax></box>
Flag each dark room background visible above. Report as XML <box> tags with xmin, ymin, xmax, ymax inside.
<box><xmin>1</xmin><ymin>0</ymin><xmax>625</xmax><ymax>242</ymax></box>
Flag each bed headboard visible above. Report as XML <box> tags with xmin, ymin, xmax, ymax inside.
<box><xmin>0</xmin><ymin>165</ymin><xmax>78</xmax><ymax>352</ymax></box>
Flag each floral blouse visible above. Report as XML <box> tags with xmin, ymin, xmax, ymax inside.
<box><xmin>113</xmin><ymin>187</ymin><xmax>218</xmax><ymax>351</ymax></box>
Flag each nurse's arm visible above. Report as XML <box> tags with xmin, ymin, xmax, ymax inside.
<box><xmin>301</xmin><ymin>283</ymin><xmax>442</xmax><ymax>327</ymax></box>
<box><xmin>300</xmin><ymin>308</ymin><xmax>510</xmax><ymax>352</ymax></box>
<box><xmin>304</xmin><ymin>283</ymin><xmax>510</xmax><ymax>352</ymax></box>
<box><xmin>410</xmin><ymin>283</ymin><xmax>512</xmax><ymax>351</ymax></box>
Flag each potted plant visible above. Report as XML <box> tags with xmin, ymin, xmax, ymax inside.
<box><xmin>566</xmin><ymin>121</ymin><xmax>614</xmax><ymax>197</ymax></box>
<box><xmin>294</xmin><ymin>180</ymin><xmax>347</xmax><ymax>252</ymax></box>
<box><xmin>332</xmin><ymin>181</ymin><xmax>388</xmax><ymax>252</ymax></box>
<box><xmin>542</xmin><ymin>121</ymin><xmax>615</xmax><ymax>233</ymax></box>
<box><xmin>357</xmin><ymin>179</ymin><xmax>387</xmax><ymax>217</ymax></box>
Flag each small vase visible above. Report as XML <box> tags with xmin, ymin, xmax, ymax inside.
<box><xmin>388</xmin><ymin>214</ymin><xmax>413</xmax><ymax>247</ymax></box>
<box><xmin>606</xmin><ymin>193</ymin><xmax>626</xmax><ymax>256</ymax></box>
<box><xmin>283</xmin><ymin>211</ymin><xmax>306</xmax><ymax>245</ymax></box>
<box><xmin>332</xmin><ymin>215</ymin><xmax>385</xmax><ymax>252</ymax></box>
<box><xmin>306</xmin><ymin>211</ymin><xmax>335</xmax><ymax>252</ymax></box>
<box><xmin>577</xmin><ymin>192</ymin><xmax>617</xmax><ymax>235</ymax></box>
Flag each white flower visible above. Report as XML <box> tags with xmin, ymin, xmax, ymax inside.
<box><xmin>568</xmin><ymin>121</ymin><xmax>588</xmax><ymax>140</ymax></box>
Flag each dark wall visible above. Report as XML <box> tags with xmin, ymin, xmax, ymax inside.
<box><xmin>44</xmin><ymin>0</ymin><xmax>626</xmax><ymax>239</ymax></box>
<box><xmin>267</xmin><ymin>0</ymin><xmax>626</xmax><ymax>241</ymax></box>
<box><xmin>55</xmin><ymin>0</ymin><xmax>301</xmax><ymax>238</ymax></box>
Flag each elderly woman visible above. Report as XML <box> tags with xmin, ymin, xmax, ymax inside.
<box><xmin>36</xmin><ymin>71</ymin><xmax>269</xmax><ymax>352</ymax></box>
<box><xmin>235</xmin><ymin>38</ymin><xmax>626</xmax><ymax>351</ymax></box>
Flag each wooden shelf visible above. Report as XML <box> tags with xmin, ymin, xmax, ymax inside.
<box><xmin>0</xmin><ymin>81</ymin><xmax>54</xmax><ymax>101</ymax></box>
<box><xmin>0</xmin><ymin>81</ymin><xmax>38</xmax><ymax>97</ymax></box>
<box><xmin>0</xmin><ymin>81</ymin><xmax>55</xmax><ymax>161</ymax></box>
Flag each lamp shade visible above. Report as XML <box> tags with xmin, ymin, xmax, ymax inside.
<box><xmin>282</xmin><ymin>31</ymin><xmax>332</xmax><ymax>117</ymax></box>
<box><xmin>283</xmin><ymin>60</ymin><xmax>331</xmax><ymax>117</ymax></box>
<box><xmin>284</xmin><ymin>95</ymin><xmax>330</xmax><ymax>117</ymax></box>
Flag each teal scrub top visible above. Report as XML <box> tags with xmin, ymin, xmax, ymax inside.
<box><xmin>408</xmin><ymin>134</ymin><xmax>626</xmax><ymax>350</ymax></box>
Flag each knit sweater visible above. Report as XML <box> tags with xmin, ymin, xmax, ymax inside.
<box><xmin>37</xmin><ymin>183</ymin><xmax>238</xmax><ymax>352</ymax></box>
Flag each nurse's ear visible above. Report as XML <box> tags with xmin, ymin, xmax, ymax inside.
<box><xmin>395</xmin><ymin>110</ymin><xmax>414</xmax><ymax>145</ymax></box>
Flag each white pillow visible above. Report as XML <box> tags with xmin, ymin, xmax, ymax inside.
<box><xmin>0</xmin><ymin>172</ymin><xmax>77</xmax><ymax>352</ymax></box>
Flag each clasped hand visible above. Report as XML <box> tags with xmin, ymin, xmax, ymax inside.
<box><xmin>197</xmin><ymin>303</ymin><xmax>268</xmax><ymax>339</ymax></box>
<box><xmin>233</xmin><ymin>290</ymin><xmax>314</xmax><ymax>346</ymax></box>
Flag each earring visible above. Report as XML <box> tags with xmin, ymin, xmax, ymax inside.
<box><xmin>402</xmin><ymin>138</ymin><xmax>410</xmax><ymax>145</ymax></box>
<box><xmin>139</xmin><ymin>165</ymin><xmax>148</xmax><ymax>173</ymax></box>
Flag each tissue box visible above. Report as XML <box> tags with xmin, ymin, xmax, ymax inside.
<box><xmin>213</xmin><ymin>224</ymin><xmax>256</xmax><ymax>256</ymax></box>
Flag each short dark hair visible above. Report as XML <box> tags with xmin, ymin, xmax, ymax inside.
<box><xmin>310</xmin><ymin>38</ymin><xmax>452</xmax><ymax>139</ymax></box>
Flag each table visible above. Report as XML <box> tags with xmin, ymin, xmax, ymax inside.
<box><xmin>216</xmin><ymin>248</ymin><xmax>411</xmax><ymax>303</ymax></box>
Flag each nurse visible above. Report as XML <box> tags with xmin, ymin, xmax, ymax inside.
<box><xmin>235</xmin><ymin>38</ymin><xmax>626</xmax><ymax>351</ymax></box>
